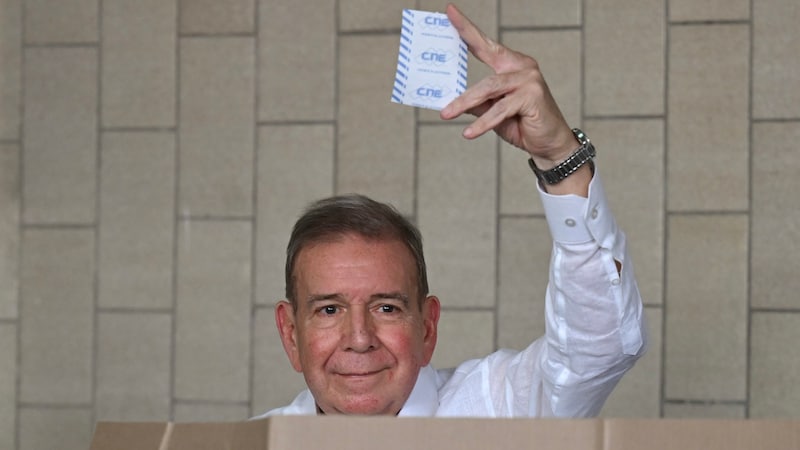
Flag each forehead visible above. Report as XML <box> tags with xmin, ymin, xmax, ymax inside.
<box><xmin>293</xmin><ymin>234</ymin><xmax>417</xmax><ymax>292</ymax></box>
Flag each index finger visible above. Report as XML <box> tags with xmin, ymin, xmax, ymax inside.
<box><xmin>445</xmin><ymin>3</ymin><xmax>504</xmax><ymax>70</ymax></box>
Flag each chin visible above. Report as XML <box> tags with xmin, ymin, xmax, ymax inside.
<box><xmin>328</xmin><ymin>398</ymin><xmax>398</xmax><ymax>416</ymax></box>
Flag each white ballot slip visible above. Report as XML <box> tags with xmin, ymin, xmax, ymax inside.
<box><xmin>390</xmin><ymin>9</ymin><xmax>468</xmax><ymax>111</ymax></box>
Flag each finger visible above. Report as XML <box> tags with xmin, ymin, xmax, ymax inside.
<box><xmin>445</xmin><ymin>3</ymin><xmax>502</xmax><ymax>69</ymax></box>
<box><xmin>461</xmin><ymin>95</ymin><xmax>520</xmax><ymax>139</ymax></box>
<box><xmin>441</xmin><ymin>72</ymin><xmax>514</xmax><ymax>120</ymax></box>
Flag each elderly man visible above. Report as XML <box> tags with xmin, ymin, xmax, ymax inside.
<box><xmin>254</xmin><ymin>3</ymin><xmax>645</xmax><ymax>418</ymax></box>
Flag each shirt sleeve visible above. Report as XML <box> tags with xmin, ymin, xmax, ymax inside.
<box><xmin>533</xmin><ymin>168</ymin><xmax>647</xmax><ymax>417</ymax></box>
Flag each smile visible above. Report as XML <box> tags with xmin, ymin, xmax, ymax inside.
<box><xmin>336</xmin><ymin>368</ymin><xmax>387</xmax><ymax>377</ymax></box>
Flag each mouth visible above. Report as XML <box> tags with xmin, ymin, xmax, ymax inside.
<box><xmin>335</xmin><ymin>368</ymin><xmax>387</xmax><ymax>378</ymax></box>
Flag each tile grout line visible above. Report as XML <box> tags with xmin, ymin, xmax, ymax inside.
<box><xmin>255</xmin><ymin>120</ymin><xmax>335</xmax><ymax>126</ymax></box>
<box><xmin>178</xmin><ymin>31</ymin><xmax>255</xmax><ymax>39</ymax></box>
<box><xmin>170</xmin><ymin>0</ymin><xmax>182</xmax><ymax>422</ymax></box>
<box><xmin>333</xmin><ymin>0</ymin><xmax>341</xmax><ymax>196</ymax></box>
<box><xmin>247</xmin><ymin>0</ymin><xmax>261</xmax><ymax>419</ymax></box>
<box><xmin>669</xmin><ymin>19</ymin><xmax>751</xmax><ymax>26</ymax></box>
<box><xmin>744</xmin><ymin>0</ymin><xmax>755</xmax><ymax>419</ymax></box>
<box><xmin>663</xmin><ymin>399</ymin><xmax>747</xmax><ymax>406</ymax></box>
<box><xmin>90</xmin><ymin>0</ymin><xmax>103</xmax><ymax>433</ymax></box>
<box><xmin>177</xmin><ymin>215</ymin><xmax>255</xmax><ymax>222</ymax></box>
<box><xmin>15</xmin><ymin>1</ymin><xmax>27</xmax><ymax>446</ymax></box>
<box><xmin>492</xmin><ymin>0</ymin><xmax>502</xmax><ymax>353</ymax></box>
<box><xmin>660</xmin><ymin>0</ymin><xmax>670</xmax><ymax>419</ymax></box>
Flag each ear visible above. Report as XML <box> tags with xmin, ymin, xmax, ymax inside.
<box><xmin>275</xmin><ymin>300</ymin><xmax>303</xmax><ymax>373</ymax></box>
<box><xmin>420</xmin><ymin>295</ymin><xmax>440</xmax><ymax>366</ymax></box>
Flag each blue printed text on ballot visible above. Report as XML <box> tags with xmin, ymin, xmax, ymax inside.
<box><xmin>421</xmin><ymin>51</ymin><xmax>450</xmax><ymax>63</ymax></box>
<box><xmin>414</xmin><ymin>85</ymin><xmax>449</xmax><ymax>99</ymax></box>
<box><xmin>423</xmin><ymin>16</ymin><xmax>450</xmax><ymax>27</ymax></box>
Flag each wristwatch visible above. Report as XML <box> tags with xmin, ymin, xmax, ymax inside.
<box><xmin>528</xmin><ymin>128</ymin><xmax>596</xmax><ymax>185</ymax></box>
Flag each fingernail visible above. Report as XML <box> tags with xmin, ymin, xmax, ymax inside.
<box><xmin>463</xmin><ymin>126</ymin><xmax>473</xmax><ymax>137</ymax></box>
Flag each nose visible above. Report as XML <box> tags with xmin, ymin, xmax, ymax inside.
<box><xmin>343</xmin><ymin>307</ymin><xmax>378</xmax><ymax>353</ymax></box>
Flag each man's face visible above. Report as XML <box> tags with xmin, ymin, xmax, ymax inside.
<box><xmin>275</xmin><ymin>233</ymin><xmax>440</xmax><ymax>415</ymax></box>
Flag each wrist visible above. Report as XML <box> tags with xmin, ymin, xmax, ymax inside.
<box><xmin>528</xmin><ymin>126</ymin><xmax>580</xmax><ymax>170</ymax></box>
<box><xmin>528</xmin><ymin>128</ymin><xmax>596</xmax><ymax>187</ymax></box>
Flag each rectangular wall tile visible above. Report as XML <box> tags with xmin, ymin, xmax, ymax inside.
<box><xmin>23</xmin><ymin>47</ymin><xmax>97</xmax><ymax>224</ymax></box>
<box><xmin>256</xmin><ymin>125</ymin><xmax>334</xmax><ymax>305</ymax></box>
<box><xmin>96</xmin><ymin>312</ymin><xmax>171</xmax><ymax>421</ymax></box>
<box><xmin>586</xmin><ymin>0</ymin><xmax>665</xmax><ymax>116</ymax></box>
<box><xmin>180</xmin><ymin>0</ymin><xmax>255</xmax><ymax>34</ymax></box>
<box><xmin>174</xmin><ymin>402</ymin><xmax>251</xmax><ymax>422</ymax></box>
<box><xmin>750</xmin><ymin>313</ymin><xmax>800</xmax><ymax>418</ymax></box>
<box><xmin>0</xmin><ymin>0</ymin><xmax>21</xmax><ymax>139</ymax></box>
<box><xmin>432</xmin><ymin>310</ymin><xmax>495</xmax><ymax>370</ymax></box>
<box><xmin>500</xmin><ymin>142</ymin><xmax>543</xmax><ymax>216</ymax></box>
<box><xmin>102</xmin><ymin>0</ymin><xmax>176</xmax><ymax>127</ymax></box>
<box><xmin>501</xmin><ymin>0</ymin><xmax>580</xmax><ymax>27</ymax></box>
<box><xmin>19</xmin><ymin>408</ymin><xmax>93</xmax><ymax>450</ymax></box>
<box><xmin>586</xmin><ymin>119</ymin><xmax>664</xmax><ymax>305</ymax></box>
<box><xmin>600</xmin><ymin>307</ymin><xmax>662</xmax><ymax>418</ymax></box>
<box><xmin>258</xmin><ymin>1</ymin><xmax>334</xmax><ymax>121</ymax></box>
<box><xmin>24</xmin><ymin>0</ymin><xmax>97</xmax><ymax>44</ymax></box>
<box><xmin>20</xmin><ymin>229</ymin><xmax>94</xmax><ymax>403</ymax></box>
<box><xmin>754</xmin><ymin>1</ymin><xmax>800</xmax><ymax>118</ymax></box>
<box><xmin>664</xmin><ymin>215</ymin><xmax>748</xmax><ymax>400</ymax></box>
<box><xmin>663</xmin><ymin>403</ymin><xmax>746</xmax><ymax>418</ymax></box>
<box><xmin>418</xmin><ymin>125</ymin><xmax>496</xmax><ymax>308</ymax></box>
<box><xmin>175</xmin><ymin>221</ymin><xmax>251</xmax><ymax>402</ymax></box>
<box><xmin>179</xmin><ymin>37</ymin><xmax>254</xmax><ymax>217</ymax></box>
<box><xmin>667</xmin><ymin>24</ymin><xmax>749</xmax><ymax>211</ymax></box>
<box><xmin>497</xmin><ymin>217</ymin><xmax>550</xmax><ymax>349</ymax></box>
<box><xmin>339</xmin><ymin>0</ymin><xmax>414</xmax><ymax>31</ymax></box>
<box><xmin>98</xmin><ymin>131</ymin><xmax>175</xmax><ymax>309</ymax></box>
<box><xmin>252</xmin><ymin>307</ymin><xmax>307</xmax><ymax>416</ymax></box>
<box><xmin>0</xmin><ymin>323</ymin><xmax>16</xmax><ymax>450</ymax></box>
<box><xmin>751</xmin><ymin>123</ymin><xmax>800</xmax><ymax>309</ymax></box>
<box><xmin>670</xmin><ymin>0</ymin><xmax>750</xmax><ymax>21</ymax></box>
<box><xmin>337</xmin><ymin>34</ymin><xmax>415</xmax><ymax>214</ymax></box>
<box><xmin>0</xmin><ymin>143</ymin><xmax>19</xmax><ymax>318</ymax></box>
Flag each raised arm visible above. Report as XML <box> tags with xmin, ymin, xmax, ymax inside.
<box><xmin>438</xmin><ymin>3</ymin><xmax>646</xmax><ymax>417</ymax></box>
<box><xmin>441</xmin><ymin>3</ymin><xmax>592</xmax><ymax>198</ymax></box>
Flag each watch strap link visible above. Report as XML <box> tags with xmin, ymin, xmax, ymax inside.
<box><xmin>528</xmin><ymin>128</ymin><xmax>596</xmax><ymax>185</ymax></box>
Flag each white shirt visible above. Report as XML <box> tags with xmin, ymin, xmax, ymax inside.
<box><xmin>254</xmin><ymin>171</ymin><xmax>646</xmax><ymax>419</ymax></box>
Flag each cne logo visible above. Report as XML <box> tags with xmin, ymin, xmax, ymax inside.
<box><xmin>418</xmin><ymin>48</ymin><xmax>453</xmax><ymax>66</ymax></box>
<box><xmin>423</xmin><ymin>16</ymin><xmax>450</xmax><ymax>27</ymax></box>
<box><xmin>412</xmin><ymin>84</ymin><xmax>451</xmax><ymax>99</ymax></box>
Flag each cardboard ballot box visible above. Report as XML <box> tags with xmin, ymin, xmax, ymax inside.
<box><xmin>90</xmin><ymin>416</ymin><xmax>800</xmax><ymax>450</ymax></box>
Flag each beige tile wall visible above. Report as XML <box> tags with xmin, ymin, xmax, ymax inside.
<box><xmin>1</xmin><ymin>0</ymin><xmax>799</xmax><ymax>447</ymax></box>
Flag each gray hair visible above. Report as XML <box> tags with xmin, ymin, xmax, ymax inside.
<box><xmin>285</xmin><ymin>194</ymin><xmax>429</xmax><ymax>308</ymax></box>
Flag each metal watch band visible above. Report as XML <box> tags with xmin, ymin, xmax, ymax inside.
<box><xmin>528</xmin><ymin>128</ymin><xmax>596</xmax><ymax>185</ymax></box>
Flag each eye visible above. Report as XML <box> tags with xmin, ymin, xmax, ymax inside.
<box><xmin>379</xmin><ymin>304</ymin><xmax>398</xmax><ymax>313</ymax></box>
<box><xmin>320</xmin><ymin>305</ymin><xmax>339</xmax><ymax>315</ymax></box>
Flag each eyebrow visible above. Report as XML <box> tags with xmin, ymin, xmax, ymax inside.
<box><xmin>306</xmin><ymin>293</ymin><xmax>341</xmax><ymax>306</ymax></box>
<box><xmin>371</xmin><ymin>292</ymin><xmax>410</xmax><ymax>305</ymax></box>
<box><xmin>305</xmin><ymin>292</ymin><xmax>410</xmax><ymax>306</ymax></box>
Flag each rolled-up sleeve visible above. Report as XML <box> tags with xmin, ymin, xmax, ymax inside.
<box><xmin>536</xmin><ymin>169</ymin><xmax>647</xmax><ymax>417</ymax></box>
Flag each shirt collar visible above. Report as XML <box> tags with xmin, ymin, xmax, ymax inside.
<box><xmin>397</xmin><ymin>365</ymin><xmax>440</xmax><ymax>417</ymax></box>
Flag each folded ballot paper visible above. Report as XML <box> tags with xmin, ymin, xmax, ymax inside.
<box><xmin>390</xmin><ymin>9</ymin><xmax>468</xmax><ymax>110</ymax></box>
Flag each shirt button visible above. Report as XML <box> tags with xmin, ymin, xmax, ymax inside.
<box><xmin>611</xmin><ymin>278</ymin><xmax>621</xmax><ymax>286</ymax></box>
<box><xmin>565</xmin><ymin>218</ymin><xmax>576</xmax><ymax>227</ymax></box>
<box><xmin>591</xmin><ymin>208</ymin><xmax>599</xmax><ymax>219</ymax></box>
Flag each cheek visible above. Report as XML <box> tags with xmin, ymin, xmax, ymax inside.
<box><xmin>380</xmin><ymin>324</ymin><xmax>426</xmax><ymax>362</ymax></box>
<box><xmin>297</xmin><ymin>327</ymin><xmax>340</xmax><ymax>366</ymax></box>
